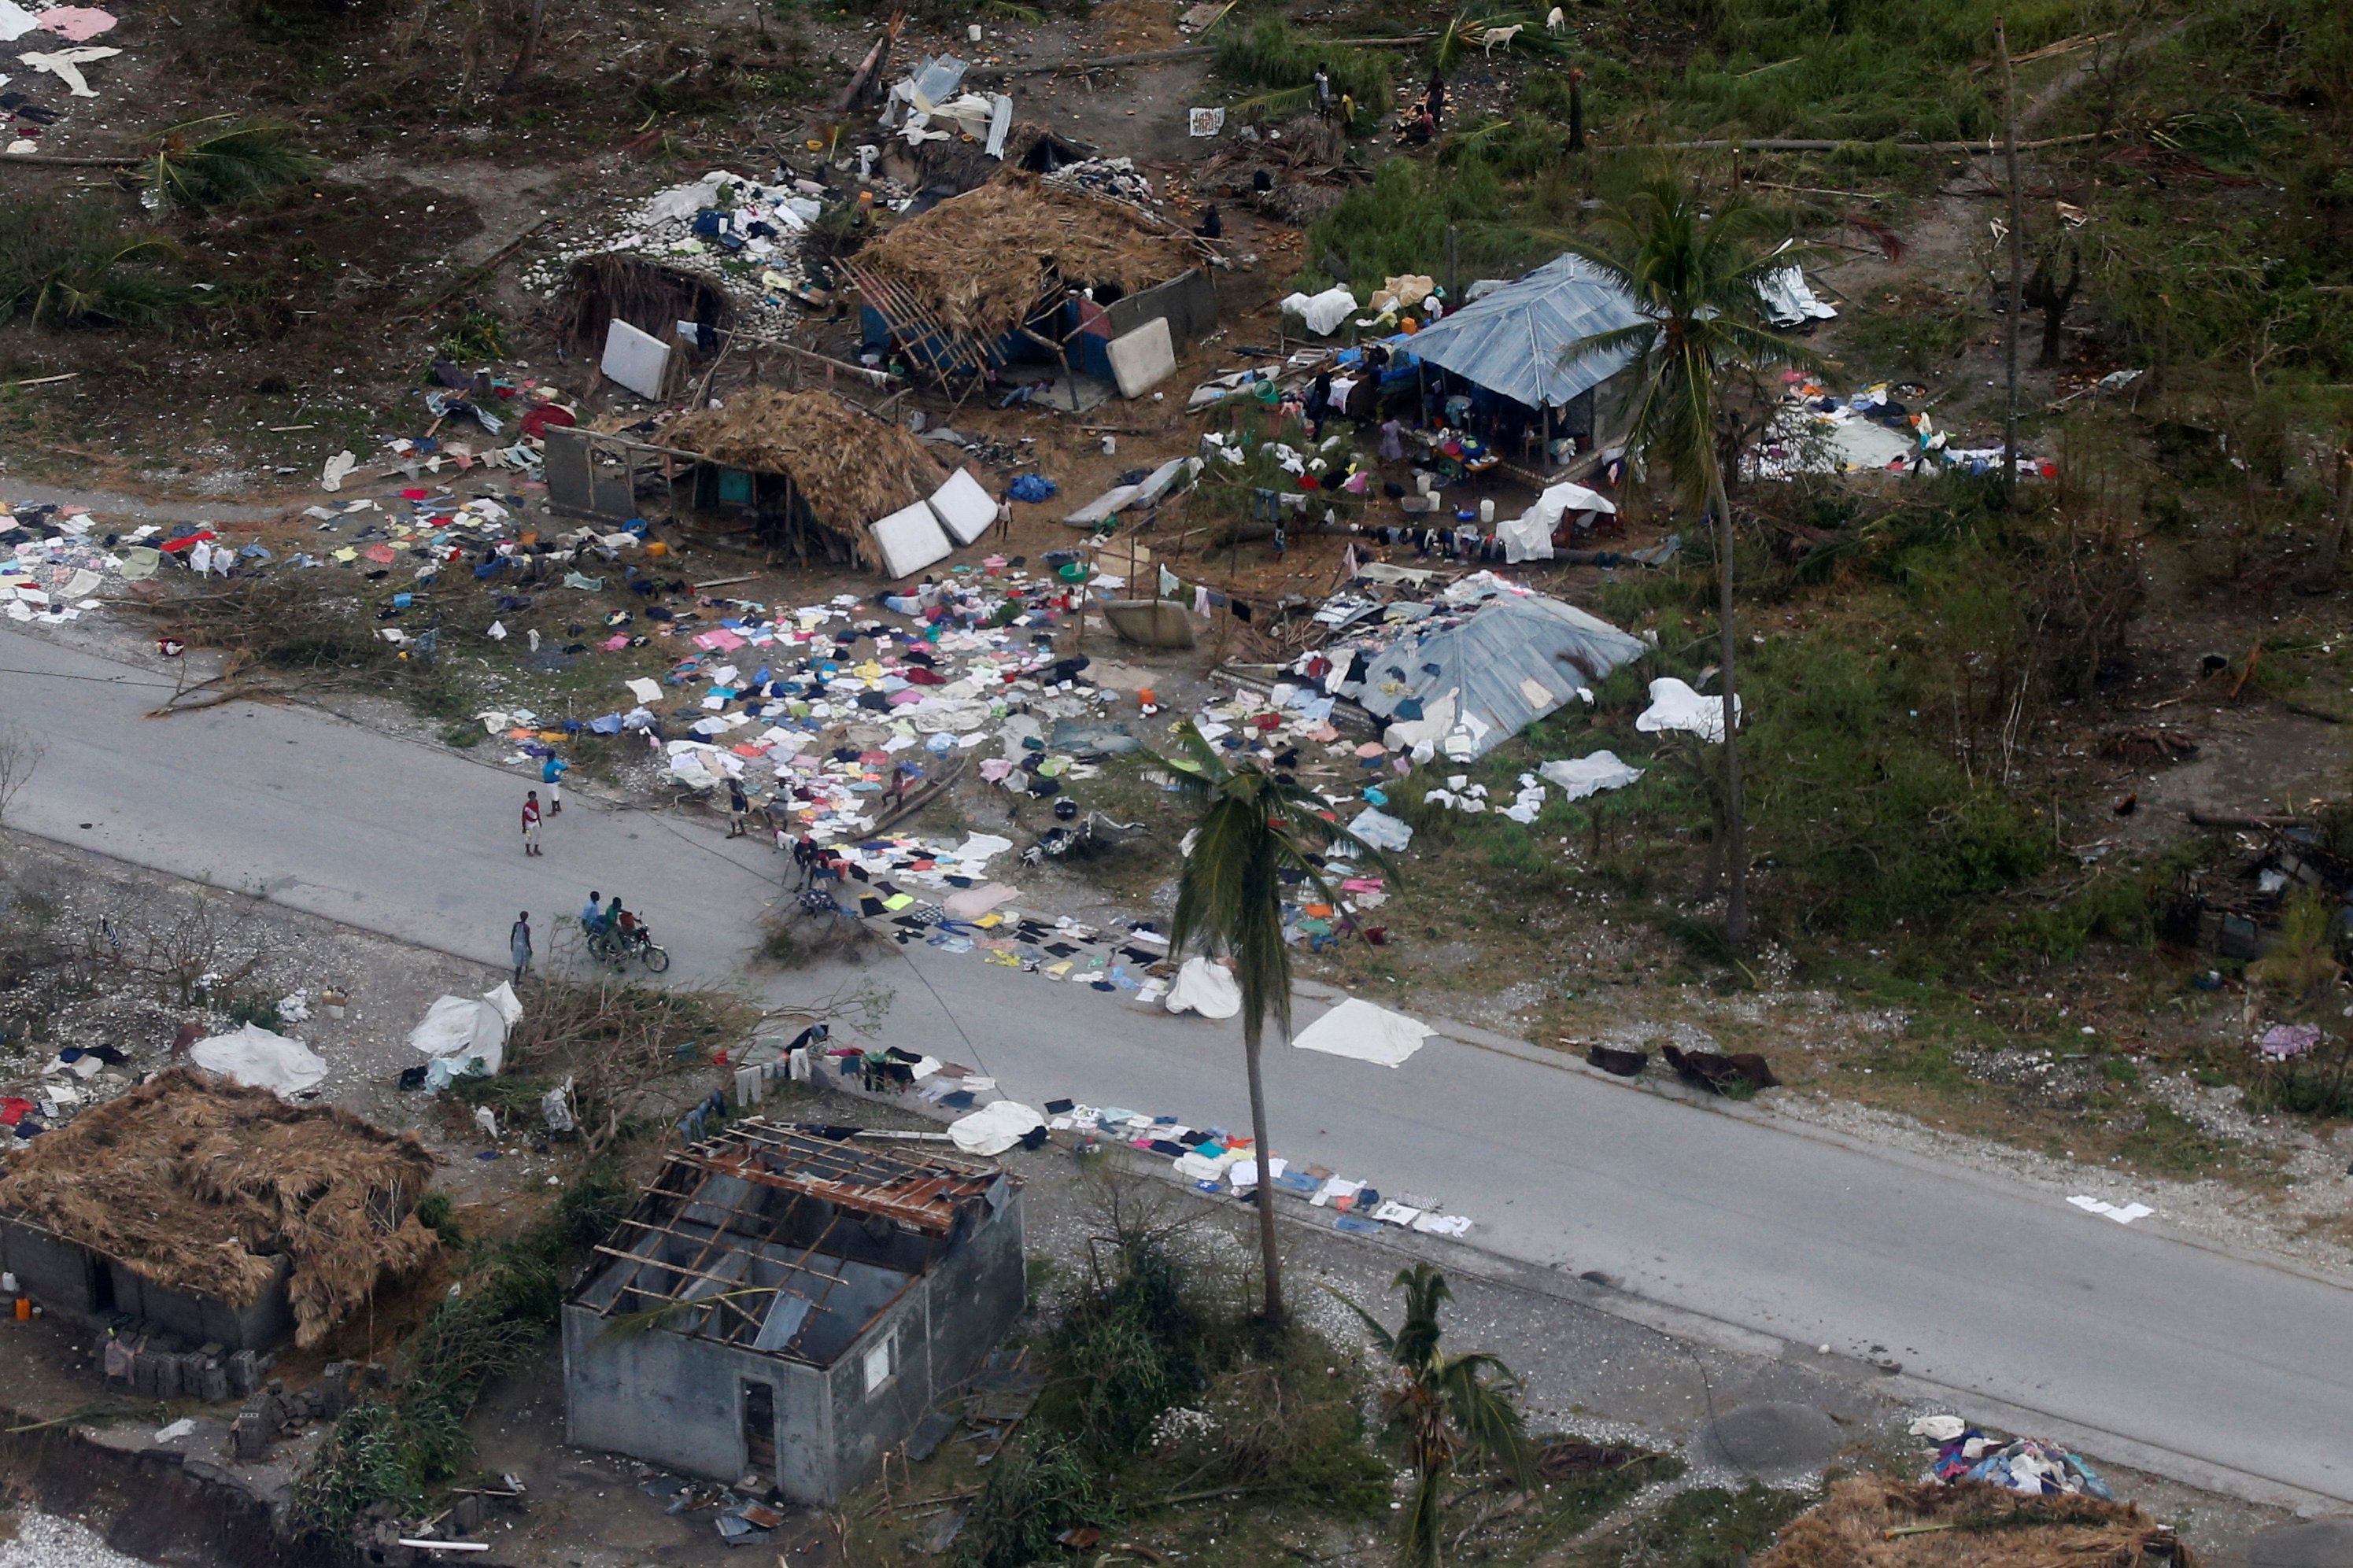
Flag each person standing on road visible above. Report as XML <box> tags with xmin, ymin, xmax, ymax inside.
<box><xmin>541</xmin><ymin>753</ymin><xmax>569</xmax><ymax>814</ymax></box>
<box><xmin>792</xmin><ymin>832</ymin><xmax>816</xmax><ymax>887</ymax></box>
<box><xmin>726</xmin><ymin>776</ymin><xmax>749</xmax><ymax>839</ymax></box>
<box><xmin>522</xmin><ymin>790</ymin><xmax>544</xmax><ymax>856</ymax></box>
<box><xmin>509</xmin><ymin>912</ymin><xmax>533</xmax><ymax>983</ymax></box>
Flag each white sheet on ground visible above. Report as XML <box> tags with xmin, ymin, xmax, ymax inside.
<box><xmin>1280</xmin><ymin>284</ymin><xmax>1358</xmax><ymax>336</ymax></box>
<box><xmin>1636</xmin><ymin>677</ymin><xmax>1738</xmax><ymax>743</ymax></box>
<box><xmin>190</xmin><ymin>1023</ymin><xmax>329</xmax><ymax>1095</ymax></box>
<box><xmin>1348</xmin><ymin>806</ymin><xmax>1414</xmax><ymax>851</ymax></box>
<box><xmin>1291</xmin><ymin>998</ymin><xmax>1435</xmax><ymax>1068</ymax></box>
<box><xmin>408</xmin><ymin>991</ymin><xmax>513</xmax><ymax>1075</ymax></box>
<box><xmin>948</xmin><ymin>1099</ymin><xmax>1044</xmax><ymax>1156</ymax></box>
<box><xmin>1538</xmin><ymin>751</ymin><xmax>1644</xmax><ymax>800</ymax></box>
<box><xmin>1163</xmin><ymin>955</ymin><xmax>1241</xmax><ymax>1019</ymax></box>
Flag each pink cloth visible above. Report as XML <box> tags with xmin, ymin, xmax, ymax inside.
<box><xmin>39</xmin><ymin>8</ymin><xmax>119</xmax><ymax>41</ymax></box>
<box><xmin>601</xmin><ymin>634</ymin><xmax>630</xmax><ymax>651</ymax></box>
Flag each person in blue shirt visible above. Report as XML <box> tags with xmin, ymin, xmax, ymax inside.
<box><xmin>541</xmin><ymin>753</ymin><xmax>569</xmax><ymax>814</ymax></box>
<box><xmin>581</xmin><ymin>890</ymin><xmax>605</xmax><ymax>933</ymax></box>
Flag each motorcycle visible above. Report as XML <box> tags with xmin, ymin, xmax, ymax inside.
<box><xmin>586</xmin><ymin>921</ymin><xmax>671</xmax><ymax>974</ymax></box>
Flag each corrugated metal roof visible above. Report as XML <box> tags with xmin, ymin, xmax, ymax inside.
<box><xmin>1406</xmin><ymin>253</ymin><xmax>1652</xmax><ymax>410</ymax></box>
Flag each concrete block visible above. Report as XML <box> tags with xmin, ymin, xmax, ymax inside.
<box><xmin>153</xmin><ymin>1352</ymin><xmax>182</xmax><ymax>1401</ymax></box>
<box><xmin>231</xmin><ymin>1409</ymin><xmax>269</xmax><ymax>1463</ymax></box>
<box><xmin>198</xmin><ymin>1359</ymin><xmax>229</xmax><ymax>1404</ymax></box>
<box><xmin>228</xmin><ymin>1348</ymin><xmax>258</xmax><ymax>1396</ymax></box>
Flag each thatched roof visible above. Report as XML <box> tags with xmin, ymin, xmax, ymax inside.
<box><xmin>853</xmin><ymin>172</ymin><xmax>1199</xmax><ymax>342</ymax></box>
<box><xmin>0</xmin><ymin>1071</ymin><xmax>439</xmax><ymax>1348</ymax></box>
<box><xmin>1756</xmin><ymin>1478</ymin><xmax>2194</xmax><ymax>1568</ymax></box>
<box><xmin>665</xmin><ymin>389</ymin><xmax>947</xmax><ymax>546</ymax></box>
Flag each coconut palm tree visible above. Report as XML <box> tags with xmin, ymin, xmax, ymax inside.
<box><xmin>1328</xmin><ymin>1264</ymin><xmax>1535</xmax><ymax>1568</ymax></box>
<box><xmin>1165</xmin><ymin>721</ymin><xmax>1384</xmax><ymax>1326</ymax></box>
<box><xmin>1561</xmin><ymin>172</ymin><xmax>1825</xmax><ymax>949</ymax></box>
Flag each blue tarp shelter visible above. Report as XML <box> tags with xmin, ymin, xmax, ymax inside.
<box><xmin>1405</xmin><ymin>255</ymin><xmax>1650</xmax><ymax>412</ymax></box>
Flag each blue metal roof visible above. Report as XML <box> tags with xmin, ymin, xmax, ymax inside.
<box><xmin>1406</xmin><ymin>254</ymin><xmax>1651</xmax><ymax>411</ymax></box>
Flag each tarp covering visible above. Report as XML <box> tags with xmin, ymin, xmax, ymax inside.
<box><xmin>408</xmin><ymin>984</ymin><xmax>520</xmax><ymax>1077</ymax></box>
<box><xmin>1336</xmin><ymin>588</ymin><xmax>1646</xmax><ymax>759</ymax></box>
<box><xmin>1292</xmin><ymin>998</ymin><xmax>1435</xmax><ymax>1068</ymax></box>
<box><xmin>1405</xmin><ymin>253</ymin><xmax>1650</xmax><ymax>410</ymax></box>
<box><xmin>190</xmin><ymin>1023</ymin><xmax>329</xmax><ymax>1096</ymax></box>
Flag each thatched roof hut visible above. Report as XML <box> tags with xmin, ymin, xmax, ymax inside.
<box><xmin>665</xmin><ymin>389</ymin><xmax>951</xmax><ymax>570</ymax></box>
<box><xmin>850</xmin><ymin>172</ymin><xmax>1200</xmax><ymax>345</ymax></box>
<box><xmin>0</xmin><ymin>1071</ymin><xmax>438</xmax><ymax>1348</ymax></box>
<box><xmin>1756</xmin><ymin>1477</ymin><xmax>2194</xmax><ymax>1568</ymax></box>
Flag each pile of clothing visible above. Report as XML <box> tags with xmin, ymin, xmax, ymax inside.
<box><xmin>1912</xmin><ymin>1418</ymin><xmax>2115</xmax><ymax>1500</ymax></box>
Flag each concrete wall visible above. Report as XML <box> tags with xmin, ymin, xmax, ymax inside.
<box><xmin>562</xmin><ymin>1187</ymin><xmax>1029</xmax><ymax>1507</ymax></box>
<box><xmin>0</xmin><ymin>1219</ymin><xmax>293</xmax><ymax>1352</ymax></box>
<box><xmin>563</xmin><ymin>1302</ymin><xmax>824</xmax><ymax>1487</ymax></box>
<box><xmin>819</xmin><ymin>1190</ymin><xmax>1028</xmax><ymax>1503</ymax></box>
<box><xmin>106</xmin><ymin>1255</ymin><xmax>294</xmax><ymax>1351</ymax></box>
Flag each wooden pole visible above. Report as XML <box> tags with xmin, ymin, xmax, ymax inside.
<box><xmin>1995</xmin><ymin>13</ymin><xmax>2024</xmax><ymax>496</ymax></box>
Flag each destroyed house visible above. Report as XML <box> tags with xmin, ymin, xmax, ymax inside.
<box><xmin>842</xmin><ymin>172</ymin><xmax>1216</xmax><ymax>389</ymax></box>
<box><xmin>563</xmin><ymin>1122</ymin><xmax>1025</xmax><ymax>1504</ymax></box>
<box><xmin>0</xmin><ymin>1070</ymin><xmax>438</xmax><ymax>1353</ymax></box>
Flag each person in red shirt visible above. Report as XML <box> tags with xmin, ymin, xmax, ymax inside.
<box><xmin>522</xmin><ymin>790</ymin><xmax>544</xmax><ymax>856</ymax></box>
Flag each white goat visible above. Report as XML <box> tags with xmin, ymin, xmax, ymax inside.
<box><xmin>1479</xmin><ymin>21</ymin><xmax>1524</xmax><ymax>53</ymax></box>
<box><xmin>1546</xmin><ymin>6</ymin><xmax>1566</xmax><ymax>31</ymax></box>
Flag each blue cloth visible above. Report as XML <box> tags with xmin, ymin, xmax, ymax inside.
<box><xmin>1008</xmin><ymin>473</ymin><xmax>1058</xmax><ymax>503</ymax></box>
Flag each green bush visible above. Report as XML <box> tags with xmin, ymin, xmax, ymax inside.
<box><xmin>0</xmin><ymin>197</ymin><xmax>194</xmax><ymax>329</ymax></box>
<box><xmin>1053</xmin><ymin>1227</ymin><xmax>1203</xmax><ymax>1454</ymax></box>
<box><xmin>953</xmin><ymin>1439</ymin><xmax>1112</xmax><ymax>1568</ymax></box>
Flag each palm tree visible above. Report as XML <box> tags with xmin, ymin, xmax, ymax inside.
<box><xmin>1328</xmin><ymin>1264</ymin><xmax>1535</xmax><ymax>1568</ymax></box>
<box><xmin>1165</xmin><ymin>721</ymin><xmax>1384</xmax><ymax>1326</ymax></box>
<box><xmin>1561</xmin><ymin>172</ymin><xmax>1825</xmax><ymax>948</ymax></box>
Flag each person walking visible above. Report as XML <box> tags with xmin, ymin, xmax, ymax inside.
<box><xmin>541</xmin><ymin>753</ymin><xmax>569</xmax><ymax>814</ymax></box>
<box><xmin>993</xmin><ymin>493</ymin><xmax>1014</xmax><ymax>540</ymax></box>
<box><xmin>726</xmin><ymin>776</ymin><xmax>749</xmax><ymax>839</ymax></box>
<box><xmin>792</xmin><ymin>832</ymin><xmax>817</xmax><ymax>887</ymax></box>
<box><xmin>509</xmin><ymin>911</ymin><xmax>533</xmax><ymax>983</ymax></box>
<box><xmin>521</xmin><ymin>790</ymin><xmax>544</xmax><ymax>856</ymax></box>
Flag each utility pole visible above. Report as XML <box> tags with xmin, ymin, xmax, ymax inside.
<box><xmin>1995</xmin><ymin>14</ymin><xmax>2024</xmax><ymax>496</ymax></box>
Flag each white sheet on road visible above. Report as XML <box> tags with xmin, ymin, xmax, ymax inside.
<box><xmin>948</xmin><ymin>1099</ymin><xmax>1044</xmax><ymax>1156</ymax></box>
<box><xmin>1163</xmin><ymin>954</ymin><xmax>1241</xmax><ymax>1020</ymax></box>
<box><xmin>1291</xmin><ymin>998</ymin><xmax>1435</xmax><ymax>1068</ymax></box>
<box><xmin>190</xmin><ymin>1023</ymin><xmax>328</xmax><ymax>1095</ymax></box>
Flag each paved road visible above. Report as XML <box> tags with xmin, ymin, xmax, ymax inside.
<box><xmin>6</xmin><ymin>623</ymin><xmax>2350</xmax><ymax>1506</ymax></box>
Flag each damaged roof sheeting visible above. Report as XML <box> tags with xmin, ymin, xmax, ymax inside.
<box><xmin>1405</xmin><ymin>253</ymin><xmax>1652</xmax><ymax>411</ymax></box>
<box><xmin>572</xmin><ymin>1121</ymin><xmax>1014</xmax><ymax>1367</ymax></box>
<box><xmin>1332</xmin><ymin>582</ymin><xmax>1647</xmax><ymax>759</ymax></box>
<box><xmin>0</xmin><ymin>1069</ymin><xmax>438</xmax><ymax>1347</ymax></box>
